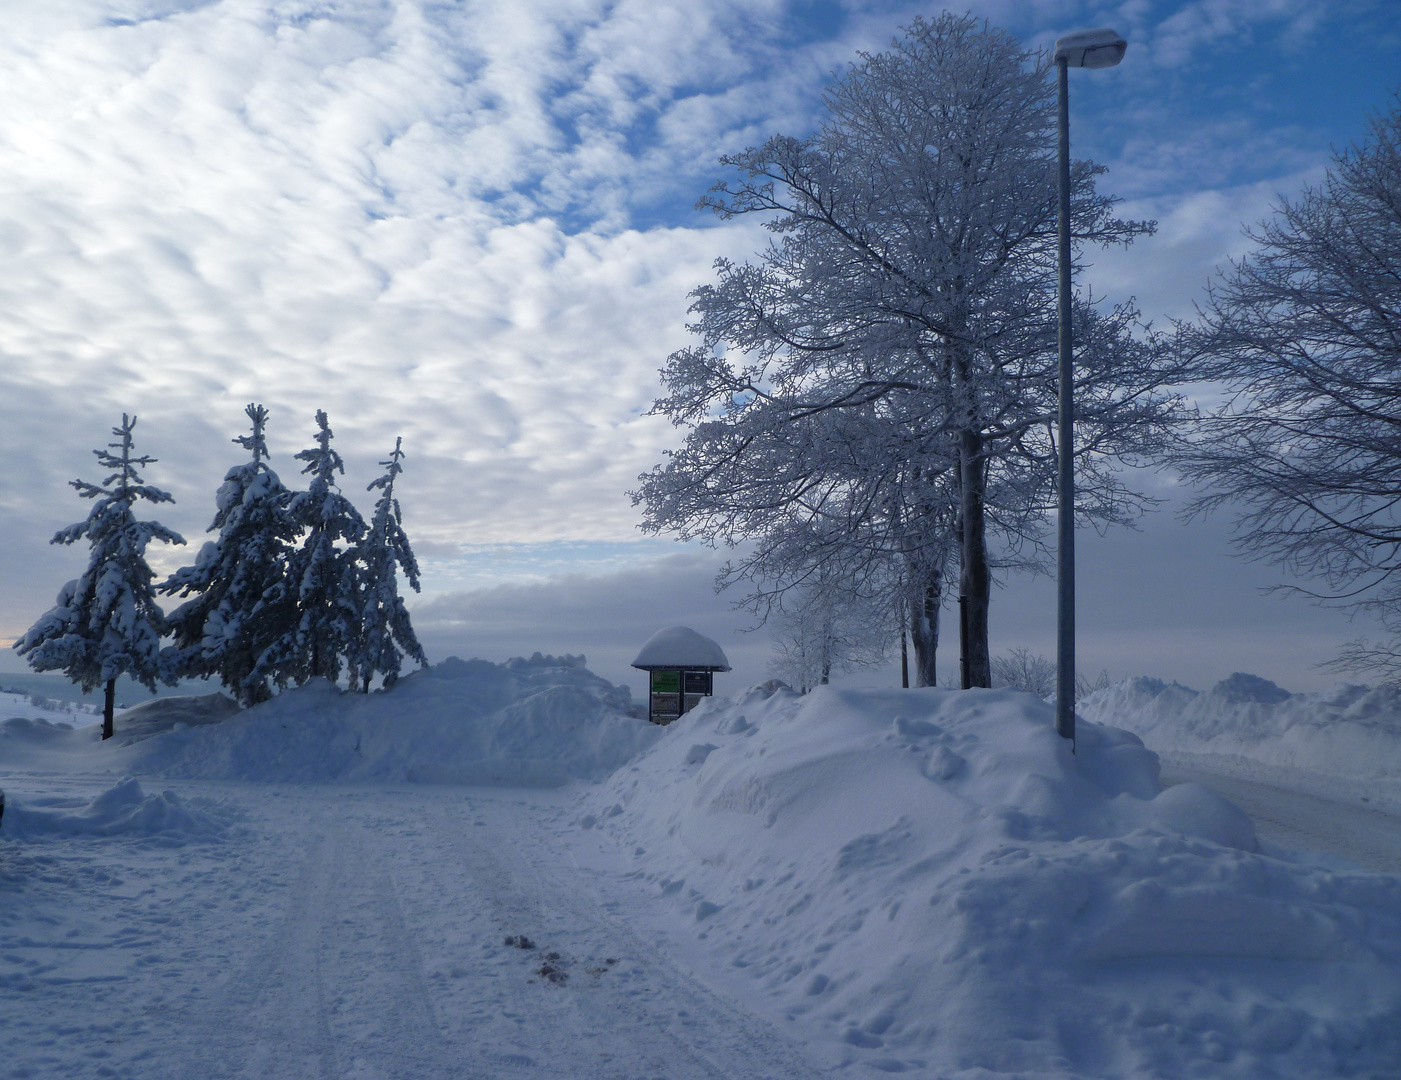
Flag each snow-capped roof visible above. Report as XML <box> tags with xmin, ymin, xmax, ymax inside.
<box><xmin>631</xmin><ymin>626</ymin><xmax>731</xmax><ymax>671</ymax></box>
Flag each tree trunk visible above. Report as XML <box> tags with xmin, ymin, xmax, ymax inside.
<box><xmin>909</xmin><ymin>573</ymin><xmax>940</xmax><ymax>688</ymax></box>
<box><xmin>900</xmin><ymin>624</ymin><xmax>909</xmax><ymax>689</ymax></box>
<box><xmin>103</xmin><ymin>678</ymin><xmax>115</xmax><ymax>741</ymax></box>
<box><xmin>959</xmin><ymin>429</ymin><xmax>991</xmax><ymax>687</ymax></box>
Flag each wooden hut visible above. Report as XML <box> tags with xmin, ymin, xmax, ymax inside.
<box><xmin>631</xmin><ymin>626</ymin><xmax>731</xmax><ymax>725</ymax></box>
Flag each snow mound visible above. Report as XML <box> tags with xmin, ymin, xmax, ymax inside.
<box><xmin>631</xmin><ymin>626</ymin><xmax>731</xmax><ymax>670</ymax></box>
<box><xmin>0</xmin><ymin>777</ymin><xmax>234</xmax><ymax>844</ymax></box>
<box><xmin>130</xmin><ymin>655</ymin><xmax>661</xmax><ymax>786</ymax></box>
<box><xmin>0</xmin><ymin>713</ymin><xmax>97</xmax><ymax>769</ymax></box>
<box><xmin>114</xmin><ymin>692</ymin><xmax>241</xmax><ymax>745</ymax></box>
<box><xmin>1079</xmin><ymin>673</ymin><xmax>1401</xmax><ymax>795</ymax></box>
<box><xmin>584</xmin><ymin>685</ymin><xmax>1401</xmax><ymax>1077</ymax></box>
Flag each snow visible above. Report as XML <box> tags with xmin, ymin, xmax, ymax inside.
<box><xmin>113</xmin><ymin>692</ymin><xmax>241</xmax><ymax>745</ymax></box>
<box><xmin>127</xmin><ymin>653</ymin><xmax>661</xmax><ymax>787</ymax></box>
<box><xmin>578</xmin><ymin>684</ymin><xmax>1401</xmax><ymax>1076</ymax></box>
<box><xmin>0</xmin><ymin>776</ymin><xmax>237</xmax><ymax>843</ymax></box>
<box><xmin>1079</xmin><ymin>672</ymin><xmax>1401</xmax><ymax>809</ymax></box>
<box><xmin>2</xmin><ymin>660</ymin><xmax>1399</xmax><ymax>1078</ymax></box>
<box><xmin>630</xmin><ymin>625</ymin><xmax>731</xmax><ymax>670</ymax></box>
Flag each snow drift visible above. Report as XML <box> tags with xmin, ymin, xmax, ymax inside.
<box><xmin>131</xmin><ymin>654</ymin><xmax>661</xmax><ymax>786</ymax></box>
<box><xmin>114</xmin><ymin>691</ymin><xmax>241</xmax><ymax>745</ymax></box>
<box><xmin>0</xmin><ymin>713</ymin><xmax>93</xmax><ymax>770</ymax></box>
<box><xmin>0</xmin><ymin>776</ymin><xmax>235</xmax><ymax>844</ymax></box>
<box><xmin>583</xmin><ymin>684</ymin><xmax>1401</xmax><ymax>1078</ymax></box>
<box><xmin>1079</xmin><ymin>673</ymin><xmax>1401</xmax><ymax>802</ymax></box>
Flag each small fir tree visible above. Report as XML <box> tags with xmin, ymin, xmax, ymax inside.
<box><xmin>255</xmin><ymin>410</ymin><xmax>366</xmax><ymax>686</ymax></box>
<box><xmin>15</xmin><ymin>415</ymin><xmax>185</xmax><ymax>738</ymax></box>
<box><xmin>161</xmin><ymin>404</ymin><xmax>299</xmax><ymax>706</ymax></box>
<box><xmin>351</xmin><ymin>437</ymin><xmax>429</xmax><ymax>690</ymax></box>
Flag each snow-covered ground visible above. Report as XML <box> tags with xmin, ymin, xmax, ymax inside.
<box><xmin>1079</xmin><ymin>672</ymin><xmax>1401</xmax><ymax>811</ymax></box>
<box><xmin>2</xmin><ymin>663</ymin><xmax>1399</xmax><ymax>1078</ymax></box>
<box><xmin>1079</xmin><ymin>672</ymin><xmax>1401</xmax><ymax>876</ymax></box>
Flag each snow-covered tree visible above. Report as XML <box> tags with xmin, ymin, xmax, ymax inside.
<box><xmin>161</xmin><ymin>404</ymin><xmax>299</xmax><ymax>706</ymax></box>
<box><xmin>351</xmin><ymin>437</ymin><xmax>428</xmax><ymax>690</ymax></box>
<box><xmin>990</xmin><ymin>648</ymin><xmax>1056</xmax><ymax>698</ymax></box>
<box><xmin>1176</xmin><ymin>101</ymin><xmax>1401</xmax><ymax>680</ymax></box>
<box><xmin>990</xmin><ymin>648</ymin><xmax>1107</xmax><ymax>698</ymax></box>
<box><xmin>15</xmin><ymin>415</ymin><xmax>185</xmax><ymax>738</ymax></box>
<box><xmin>767</xmin><ymin>570</ymin><xmax>891</xmax><ymax>693</ymax></box>
<box><xmin>254</xmin><ymin>410</ymin><xmax>366</xmax><ymax>687</ymax></box>
<box><xmin>637</xmin><ymin>14</ymin><xmax>1185</xmax><ymax>687</ymax></box>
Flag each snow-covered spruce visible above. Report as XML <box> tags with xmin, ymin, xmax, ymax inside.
<box><xmin>14</xmin><ymin>414</ymin><xmax>185</xmax><ymax>738</ymax></box>
<box><xmin>350</xmin><ymin>436</ymin><xmax>428</xmax><ymax>691</ymax></box>
<box><xmin>253</xmin><ymin>410</ymin><xmax>366</xmax><ymax>689</ymax></box>
<box><xmin>161</xmin><ymin>404</ymin><xmax>299</xmax><ymax>706</ymax></box>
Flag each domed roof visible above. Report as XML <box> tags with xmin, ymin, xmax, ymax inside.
<box><xmin>630</xmin><ymin>625</ymin><xmax>731</xmax><ymax>671</ymax></box>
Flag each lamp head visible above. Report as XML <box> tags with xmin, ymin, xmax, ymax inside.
<box><xmin>1053</xmin><ymin>28</ymin><xmax>1127</xmax><ymax>69</ymax></box>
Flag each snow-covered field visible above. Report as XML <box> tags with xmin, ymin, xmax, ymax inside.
<box><xmin>1079</xmin><ymin>672</ymin><xmax>1401</xmax><ymax>811</ymax></box>
<box><xmin>2</xmin><ymin>661</ymin><xmax>1399</xmax><ymax>1078</ymax></box>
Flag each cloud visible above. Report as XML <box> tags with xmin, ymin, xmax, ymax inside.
<box><xmin>987</xmin><ymin>468</ymin><xmax>1385</xmax><ymax>692</ymax></box>
<box><xmin>1084</xmin><ymin>169</ymin><xmax>1323</xmax><ymax>324</ymax></box>
<box><xmin>2</xmin><ymin>0</ymin><xmax>1396</xmax><ymax>688</ymax></box>
<box><xmin>410</xmin><ymin>547</ymin><xmax>777</xmax><ymax>694</ymax></box>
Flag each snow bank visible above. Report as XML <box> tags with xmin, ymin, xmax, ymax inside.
<box><xmin>1079</xmin><ymin>673</ymin><xmax>1401</xmax><ymax>799</ymax></box>
<box><xmin>131</xmin><ymin>654</ymin><xmax>661</xmax><ymax>786</ymax></box>
<box><xmin>0</xmin><ymin>713</ymin><xmax>98</xmax><ymax>770</ymax></box>
<box><xmin>584</xmin><ymin>685</ymin><xmax>1401</xmax><ymax>1077</ymax></box>
<box><xmin>0</xmin><ymin>777</ymin><xmax>234</xmax><ymax>844</ymax></box>
<box><xmin>114</xmin><ymin>692</ymin><xmax>241</xmax><ymax>745</ymax></box>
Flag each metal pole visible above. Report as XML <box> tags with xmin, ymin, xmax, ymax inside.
<box><xmin>1055</xmin><ymin>56</ymin><xmax>1076</xmax><ymax>746</ymax></box>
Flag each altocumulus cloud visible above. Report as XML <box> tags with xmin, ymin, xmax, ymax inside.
<box><xmin>0</xmin><ymin>0</ymin><xmax>907</xmax><ymax>636</ymax></box>
<box><xmin>2</xmin><ymin>0</ymin><xmax>1396</xmax><ymax>688</ymax></box>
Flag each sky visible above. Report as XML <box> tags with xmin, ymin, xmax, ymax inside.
<box><xmin>1</xmin><ymin>0</ymin><xmax>1398</xmax><ymax>698</ymax></box>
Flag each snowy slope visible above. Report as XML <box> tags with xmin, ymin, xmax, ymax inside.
<box><xmin>1079</xmin><ymin>673</ymin><xmax>1401</xmax><ymax>808</ymax></box>
<box><xmin>580</xmin><ymin>684</ymin><xmax>1401</xmax><ymax>1077</ymax></box>
<box><xmin>4</xmin><ymin>663</ymin><xmax>1400</xmax><ymax>1078</ymax></box>
<box><xmin>0</xmin><ymin>776</ymin><xmax>239</xmax><ymax>843</ymax></box>
<box><xmin>126</xmin><ymin>653</ymin><xmax>661</xmax><ymax>786</ymax></box>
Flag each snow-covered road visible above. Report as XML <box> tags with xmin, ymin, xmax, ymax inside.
<box><xmin>6</xmin><ymin>665</ymin><xmax>1401</xmax><ymax>1080</ymax></box>
<box><xmin>0</xmin><ymin>781</ymin><xmax>823</xmax><ymax>1080</ymax></box>
<box><xmin>1160</xmin><ymin>761</ymin><xmax>1401</xmax><ymax>874</ymax></box>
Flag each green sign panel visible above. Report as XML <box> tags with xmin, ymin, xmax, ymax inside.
<box><xmin>652</xmin><ymin>670</ymin><xmax>680</xmax><ymax>693</ymax></box>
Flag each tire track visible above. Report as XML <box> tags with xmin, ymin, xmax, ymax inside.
<box><xmin>317</xmin><ymin>823</ymin><xmax>473</xmax><ymax>1079</ymax></box>
<box><xmin>403</xmin><ymin>794</ymin><xmax>825</xmax><ymax>1080</ymax></box>
<box><xmin>1161</xmin><ymin>762</ymin><xmax>1401</xmax><ymax>873</ymax></box>
<box><xmin>190</xmin><ymin>821</ymin><xmax>341</xmax><ymax>1080</ymax></box>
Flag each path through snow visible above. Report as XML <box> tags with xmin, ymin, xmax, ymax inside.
<box><xmin>0</xmin><ymin>780</ymin><xmax>822</xmax><ymax>1080</ymax></box>
<box><xmin>1160</xmin><ymin>760</ymin><xmax>1401</xmax><ymax>874</ymax></box>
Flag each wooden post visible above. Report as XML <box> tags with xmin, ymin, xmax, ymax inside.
<box><xmin>103</xmin><ymin>678</ymin><xmax>115</xmax><ymax>741</ymax></box>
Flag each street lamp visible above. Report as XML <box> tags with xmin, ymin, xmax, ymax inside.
<box><xmin>1053</xmin><ymin>28</ymin><xmax>1126</xmax><ymax>747</ymax></box>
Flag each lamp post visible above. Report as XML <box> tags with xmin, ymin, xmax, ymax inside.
<box><xmin>1053</xmin><ymin>28</ymin><xmax>1126</xmax><ymax>746</ymax></box>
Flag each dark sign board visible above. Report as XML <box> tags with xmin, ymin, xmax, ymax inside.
<box><xmin>646</xmin><ymin>668</ymin><xmax>718</xmax><ymax>724</ymax></box>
